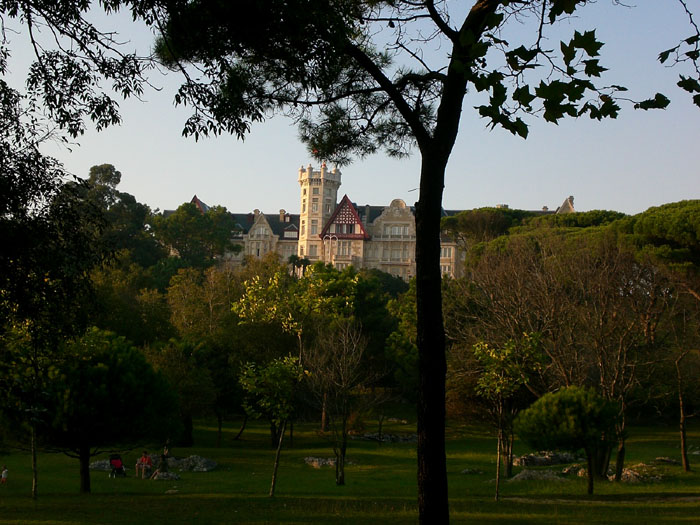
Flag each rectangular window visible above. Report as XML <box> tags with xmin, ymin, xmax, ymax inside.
<box><xmin>312</xmin><ymin>201</ymin><xmax>319</xmax><ymax>213</ymax></box>
<box><xmin>441</xmin><ymin>247</ymin><xmax>452</xmax><ymax>258</ymax></box>
<box><xmin>312</xmin><ymin>187</ymin><xmax>320</xmax><ymax>195</ymax></box>
<box><xmin>311</xmin><ymin>220</ymin><xmax>318</xmax><ymax>235</ymax></box>
<box><xmin>309</xmin><ymin>245</ymin><xmax>317</xmax><ymax>256</ymax></box>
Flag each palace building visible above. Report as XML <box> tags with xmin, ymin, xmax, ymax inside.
<box><xmin>192</xmin><ymin>163</ymin><xmax>575</xmax><ymax>280</ymax></box>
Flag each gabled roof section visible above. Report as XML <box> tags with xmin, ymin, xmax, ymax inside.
<box><xmin>190</xmin><ymin>195</ymin><xmax>210</xmax><ymax>214</ymax></box>
<box><xmin>321</xmin><ymin>195</ymin><xmax>370</xmax><ymax>240</ymax></box>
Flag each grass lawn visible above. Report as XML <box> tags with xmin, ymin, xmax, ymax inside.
<box><xmin>0</xmin><ymin>416</ymin><xmax>698</xmax><ymax>524</ymax></box>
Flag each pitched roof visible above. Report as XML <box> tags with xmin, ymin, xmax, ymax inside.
<box><xmin>190</xmin><ymin>195</ymin><xmax>210</xmax><ymax>214</ymax></box>
<box><xmin>321</xmin><ymin>195</ymin><xmax>371</xmax><ymax>239</ymax></box>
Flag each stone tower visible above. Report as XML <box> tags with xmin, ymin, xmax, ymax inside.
<box><xmin>297</xmin><ymin>162</ymin><xmax>341</xmax><ymax>260</ymax></box>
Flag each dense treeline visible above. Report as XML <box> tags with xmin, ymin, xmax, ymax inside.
<box><xmin>439</xmin><ymin>202</ymin><xmax>700</xmax><ymax>489</ymax></box>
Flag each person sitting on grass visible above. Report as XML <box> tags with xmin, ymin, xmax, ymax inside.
<box><xmin>1</xmin><ymin>465</ymin><xmax>7</xmax><ymax>485</ymax></box>
<box><xmin>135</xmin><ymin>451</ymin><xmax>152</xmax><ymax>479</ymax></box>
<box><xmin>150</xmin><ymin>451</ymin><xmax>170</xmax><ymax>480</ymax></box>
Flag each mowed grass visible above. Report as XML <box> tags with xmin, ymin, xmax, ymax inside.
<box><xmin>0</xmin><ymin>416</ymin><xmax>699</xmax><ymax>524</ymax></box>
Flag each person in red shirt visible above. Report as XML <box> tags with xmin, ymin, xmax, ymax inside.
<box><xmin>135</xmin><ymin>451</ymin><xmax>152</xmax><ymax>479</ymax></box>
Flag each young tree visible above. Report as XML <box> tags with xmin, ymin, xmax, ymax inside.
<box><xmin>472</xmin><ymin>334</ymin><xmax>542</xmax><ymax>500</ymax></box>
<box><xmin>305</xmin><ymin>320</ymin><xmax>383</xmax><ymax>486</ymax></box>
<box><xmin>239</xmin><ymin>356</ymin><xmax>305</xmax><ymax>497</ymax></box>
<box><xmin>515</xmin><ymin>386</ymin><xmax>618</xmax><ymax>495</ymax></box>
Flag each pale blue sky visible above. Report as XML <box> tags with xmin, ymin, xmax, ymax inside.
<box><xmin>5</xmin><ymin>2</ymin><xmax>700</xmax><ymax>216</ymax></box>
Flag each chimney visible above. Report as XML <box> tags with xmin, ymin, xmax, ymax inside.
<box><xmin>365</xmin><ymin>204</ymin><xmax>371</xmax><ymax>224</ymax></box>
<box><xmin>279</xmin><ymin>209</ymin><xmax>286</xmax><ymax>221</ymax></box>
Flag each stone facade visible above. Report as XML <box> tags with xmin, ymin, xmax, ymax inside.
<box><xmin>202</xmin><ymin>164</ymin><xmax>574</xmax><ymax>280</ymax></box>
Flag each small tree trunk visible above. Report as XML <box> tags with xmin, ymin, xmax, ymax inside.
<box><xmin>31</xmin><ymin>423</ymin><xmax>38</xmax><ymax>500</ymax></box>
<box><xmin>505</xmin><ymin>430</ymin><xmax>515</xmax><ymax>478</ymax></box>
<box><xmin>680</xmin><ymin>407</ymin><xmax>690</xmax><ymax>471</ymax></box>
<box><xmin>336</xmin><ymin>439</ymin><xmax>347</xmax><ymax>486</ymax></box>
<box><xmin>336</xmin><ymin>415</ymin><xmax>348</xmax><ymax>486</ymax></box>
<box><xmin>216</xmin><ymin>412</ymin><xmax>223</xmax><ymax>448</ymax></box>
<box><xmin>614</xmin><ymin>411</ymin><xmax>627</xmax><ymax>481</ymax></box>
<box><xmin>269</xmin><ymin>419</ymin><xmax>287</xmax><ymax>497</ymax></box>
<box><xmin>586</xmin><ymin>449</ymin><xmax>595</xmax><ymax>495</ymax></box>
<box><xmin>677</xmin><ymin>357</ymin><xmax>691</xmax><ymax>471</ymax></box>
<box><xmin>233</xmin><ymin>414</ymin><xmax>248</xmax><ymax>441</ymax></box>
<box><xmin>614</xmin><ymin>439</ymin><xmax>625</xmax><ymax>482</ymax></box>
<box><xmin>321</xmin><ymin>392</ymin><xmax>328</xmax><ymax>432</ymax></box>
<box><xmin>377</xmin><ymin>414</ymin><xmax>385</xmax><ymax>444</ymax></box>
<box><xmin>495</xmin><ymin>428</ymin><xmax>502</xmax><ymax>501</ymax></box>
<box><xmin>79</xmin><ymin>445</ymin><xmax>91</xmax><ymax>494</ymax></box>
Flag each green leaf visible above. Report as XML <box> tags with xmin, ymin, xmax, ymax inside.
<box><xmin>677</xmin><ymin>75</ymin><xmax>700</xmax><ymax>93</ymax></box>
<box><xmin>512</xmin><ymin>118</ymin><xmax>529</xmax><ymax>139</ymax></box>
<box><xmin>583</xmin><ymin>59</ymin><xmax>607</xmax><ymax>77</ymax></box>
<box><xmin>634</xmin><ymin>93</ymin><xmax>671</xmax><ymax>110</ymax></box>
<box><xmin>513</xmin><ymin>85</ymin><xmax>536</xmax><ymax>108</ymax></box>
<box><xmin>658</xmin><ymin>48</ymin><xmax>675</xmax><ymax>64</ymax></box>
<box><xmin>549</xmin><ymin>0</ymin><xmax>586</xmax><ymax>23</ymax></box>
<box><xmin>561</xmin><ymin>40</ymin><xmax>576</xmax><ymax>66</ymax></box>
<box><xmin>573</xmin><ymin>30</ymin><xmax>604</xmax><ymax>57</ymax></box>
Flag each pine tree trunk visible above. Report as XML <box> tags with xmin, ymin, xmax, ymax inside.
<box><xmin>415</xmin><ymin>152</ymin><xmax>449</xmax><ymax>524</ymax></box>
<box><xmin>269</xmin><ymin>419</ymin><xmax>287</xmax><ymax>497</ymax></box>
<box><xmin>79</xmin><ymin>445</ymin><xmax>91</xmax><ymax>494</ymax></box>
